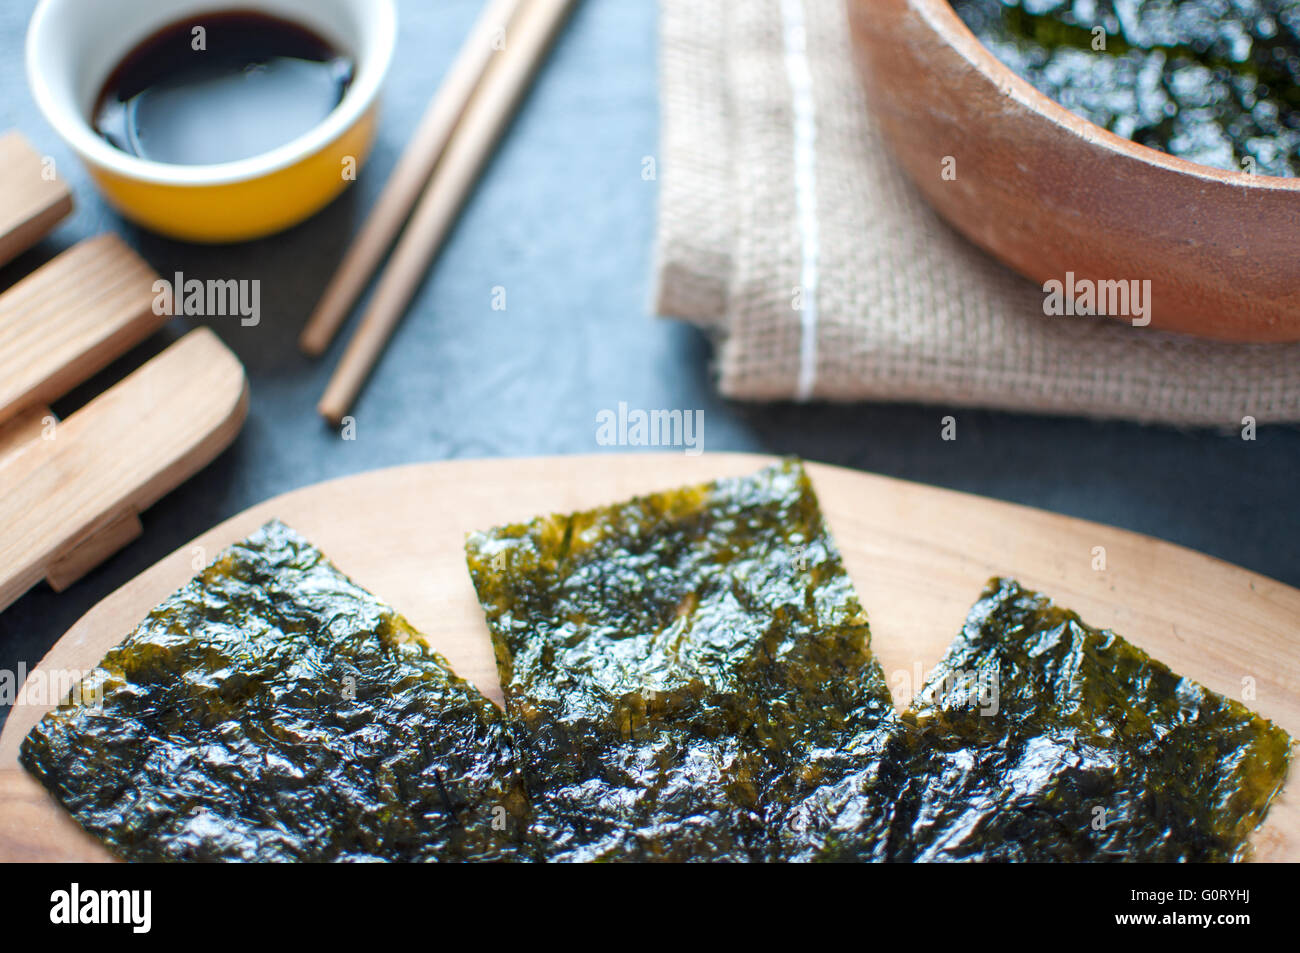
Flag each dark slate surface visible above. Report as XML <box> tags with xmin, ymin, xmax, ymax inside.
<box><xmin>1</xmin><ymin>0</ymin><xmax>1295</xmax><ymax>727</ymax></box>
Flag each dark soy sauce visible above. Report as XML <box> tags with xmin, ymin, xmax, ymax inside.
<box><xmin>93</xmin><ymin>11</ymin><xmax>354</xmax><ymax>166</ymax></box>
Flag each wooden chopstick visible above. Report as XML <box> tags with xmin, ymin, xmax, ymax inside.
<box><xmin>300</xmin><ymin>0</ymin><xmax>527</xmax><ymax>357</ymax></box>
<box><xmin>317</xmin><ymin>0</ymin><xmax>577</xmax><ymax>426</ymax></box>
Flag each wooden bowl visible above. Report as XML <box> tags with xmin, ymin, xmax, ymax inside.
<box><xmin>847</xmin><ymin>0</ymin><xmax>1300</xmax><ymax>342</ymax></box>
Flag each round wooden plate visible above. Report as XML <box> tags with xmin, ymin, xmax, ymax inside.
<box><xmin>1</xmin><ymin>453</ymin><xmax>1296</xmax><ymax>860</ymax></box>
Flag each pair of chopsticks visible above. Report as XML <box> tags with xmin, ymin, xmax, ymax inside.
<box><xmin>303</xmin><ymin>0</ymin><xmax>577</xmax><ymax>426</ymax></box>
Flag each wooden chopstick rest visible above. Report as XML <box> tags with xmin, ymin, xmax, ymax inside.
<box><xmin>0</xmin><ymin>131</ymin><xmax>73</xmax><ymax>268</ymax></box>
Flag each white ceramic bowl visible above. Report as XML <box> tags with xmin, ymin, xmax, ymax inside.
<box><xmin>27</xmin><ymin>0</ymin><xmax>397</xmax><ymax>242</ymax></box>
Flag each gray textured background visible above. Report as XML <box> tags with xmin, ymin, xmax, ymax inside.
<box><xmin>1</xmin><ymin>0</ymin><xmax>1295</xmax><ymax>726</ymax></box>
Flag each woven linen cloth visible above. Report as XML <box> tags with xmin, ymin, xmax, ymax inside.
<box><xmin>653</xmin><ymin>0</ymin><xmax>1300</xmax><ymax>426</ymax></box>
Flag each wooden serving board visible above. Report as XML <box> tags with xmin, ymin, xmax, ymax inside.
<box><xmin>1</xmin><ymin>453</ymin><xmax>1296</xmax><ymax>862</ymax></box>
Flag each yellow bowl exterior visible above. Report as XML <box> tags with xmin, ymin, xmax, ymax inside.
<box><xmin>83</xmin><ymin>104</ymin><xmax>379</xmax><ymax>243</ymax></box>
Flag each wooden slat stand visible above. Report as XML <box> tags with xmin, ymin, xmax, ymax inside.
<box><xmin>0</xmin><ymin>146</ymin><xmax>249</xmax><ymax>609</ymax></box>
<box><xmin>0</xmin><ymin>327</ymin><xmax>249</xmax><ymax>608</ymax></box>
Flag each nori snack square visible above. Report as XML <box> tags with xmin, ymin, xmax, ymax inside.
<box><xmin>466</xmin><ymin>460</ymin><xmax>898</xmax><ymax>861</ymax></box>
<box><xmin>21</xmin><ymin>520</ymin><xmax>532</xmax><ymax>862</ymax></box>
<box><xmin>868</xmin><ymin>579</ymin><xmax>1292</xmax><ymax>862</ymax></box>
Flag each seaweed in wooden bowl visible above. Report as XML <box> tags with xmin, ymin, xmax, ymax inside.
<box><xmin>847</xmin><ymin>0</ymin><xmax>1300</xmax><ymax>341</ymax></box>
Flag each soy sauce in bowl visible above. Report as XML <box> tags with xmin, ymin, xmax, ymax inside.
<box><xmin>93</xmin><ymin>10</ymin><xmax>355</xmax><ymax>167</ymax></box>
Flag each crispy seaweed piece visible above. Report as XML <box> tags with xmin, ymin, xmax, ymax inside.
<box><xmin>21</xmin><ymin>521</ymin><xmax>532</xmax><ymax>862</ymax></box>
<box><xmin>950</xmin><ymin>0</ymin><xmax>1300</xmax><ymax>178</ymax></box>
<box><xmin>819</xmin><ymin>579</ymin><xmax>1292</xmax><ymax>862</ymax></box>
<box><xmin>465</xmin><ymin>460</ymin><xmax>898</xmax><ymax>861</ymax></box>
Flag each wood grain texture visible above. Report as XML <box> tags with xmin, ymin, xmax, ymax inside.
<box><xmin>45</xmin><ymin>511</ymin><xmax>144</xmax><ymax>594</ymax></box>
<box><xmin>0</xmin><ymin>328</ymin><xmax>249</xmax><ymax>612</ymax></box>
<box><xmin>0</xmin><ymin>234</ymin><xmax>166</xmax><ymax>426</ymax></box>
<box><xmin>0</xmin><ymin>405</ymin><xmax>52</xmax><ymax>469</ymax></box>
<box><xmin>0</xmin><ymin>453</ymin><xmax>1294</xmax><ymax>862</ymax></box>
<box><xmin>847</xmin><ymin>0</ymin><xmax>1300</xmax><ymax>341</ymax></box>
<box><xmin>0</xmin><ymin>131</ymin><xmax>73</xmax><ymax>268</ymax></box>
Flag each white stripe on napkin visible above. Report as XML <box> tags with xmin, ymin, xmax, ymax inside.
<box><xmin>779</xmin><ymin>0</ymin><xmax>821</xmax><ymax>401</ymax></box>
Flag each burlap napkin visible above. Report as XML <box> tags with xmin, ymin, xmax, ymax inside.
<box><xmin>654</xmin><ymin>0</ymin><xmax>1300</xmax><ymax>426</ymax></box>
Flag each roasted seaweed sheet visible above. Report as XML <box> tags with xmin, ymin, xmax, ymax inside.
<box><xmin>949</xmin><ymin>0</ymin><xmax>1300</xmax><ymax>178</ymax></box>
<box><xmin>21</xmin><ymin>520</ymin><xmax>531</xmax><ymax>862</ymax></box>
<box><xmin>820</xmin><ymin>579</ymin><xmax>1291</xmax><ymax>862</ymax></box>
<box><xmin>465</xmin><ymin>460</ymin><xmax>898</xmax><ymax>861</ymax></box>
